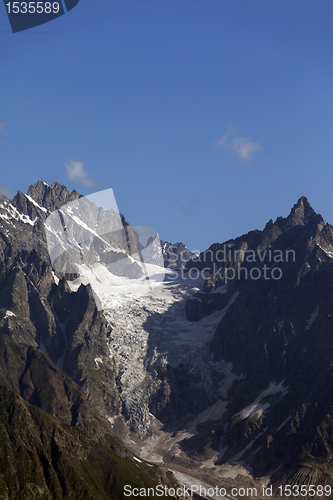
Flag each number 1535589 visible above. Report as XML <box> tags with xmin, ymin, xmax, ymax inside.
<box><xmin>5</xmin><ymin>2</ymin><xmax>60</xmax><ymax>14</ymax></box>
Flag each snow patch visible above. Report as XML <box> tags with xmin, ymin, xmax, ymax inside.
<box><xmin>235</xmin><ymin>381</ymin><xmax>288</xmax><ymax>421</ymax></box>
<box><xmin>218</xmin><ymin>446</ymin><xmax>228</xmax><ymax>460</ymax></box>
<box><xmin>52</xmin><ymin>271</ymin><xmax>59</xmax><ymax>285</ymax></box>
<box><xmin>318</xmin><ymin>245</ymin><xmax>333</xmax><ymax>259</ymax></box>
<box><xmin>211</xmin><ymin>285</ymin><xmax>227</xmax><ymax>294</ymax></box>
<box><xmin>276</xmin><ymin>416</ymin><xmax>291</xmax><ymax>432</ymax></box>
<box><xmin>38</xmin><ymin>341</ymin><xmax>49</xmax><ymax>356</ymax></box>
<box><xmin>277</xmin><ymin>320</ymin><xmax>284</xmax><ymax>332</ymax></box>
<box><xmin>170</xmin><ymin>470</ymin><xmax>228</xmax><ymax>500</ymax></box>
<box><xmin>0</xmin><ymin>203</ymin><xmax>38</xmax><ymax>226</ymax></box>
<box><xmin>185</xmin><ymin>400</ymin><xmax>228</xmax><ymax>435</ymax></box>
<box><xmin>94</xmin><ymin>357</ymin><xmax>103</xmax><ymax>367</ymax></box>
<box><xmin>231</xmin><ymin>427</ymin><xmax>268</xmax><ymax>461</ymax></box>
<box><xmin>68</xmin><ymin>263</ymin><xmax>169</xmax><ymax>310</ymax></box>
<box><xmin>0</xmin><ymin>308</ymin><xmax>16</xmax><ymax>319</ymax></box>
<box><xmin>218</xmin><ymin>360</ymin><xmax>243</xmax><ymax>399</ymax></box>
<box><xmin>25</xmin><ymin>194</ymin><xmax>48</xmax><ymax>213</ymax></box>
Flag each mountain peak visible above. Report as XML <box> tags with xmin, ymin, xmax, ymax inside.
<box><xmin>285</xmin><ymin>195</ymin><xmax>318</xmax><ymax>227</ymax></box>
<box><xmin>295</xmin><ymin>195</ymin><xmax>312</xmax><ymax>209</ymax></box>
<box><xmin>27</xmin><ymin>181</ymin><xmax>80</xmax><ymax>211</ymax></box>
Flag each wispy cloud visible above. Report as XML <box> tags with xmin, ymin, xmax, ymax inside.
<box><xmin>0</xmin><ymin>185</ymin><xmax>13</xmax><ymax>200</ymax></box>
<box><xmin>215</xmin><ymin>125</ymin><xmax>262</xmax><ymax>161</ymax></box>
<box><xmin>63</xmin><ymin>159</ymin><xmax>95</xmax><ymax>188</ymax></box>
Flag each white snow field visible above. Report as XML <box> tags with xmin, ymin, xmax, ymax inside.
<box><xmin>96</xmin><ymin>272</ymin><xmax>241</xmax><ymax>463</ymax></box>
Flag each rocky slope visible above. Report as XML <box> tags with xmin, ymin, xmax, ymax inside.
<box><xmin>0</xmin><ymin>386</ymin><xmax>171</xmax><ymax>500</ymax></box>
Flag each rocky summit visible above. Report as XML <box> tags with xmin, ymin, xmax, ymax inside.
<box><xmin>1</xmin><ymin>182</ymin><xmax>333</xmax><ymax>499</ymax></box>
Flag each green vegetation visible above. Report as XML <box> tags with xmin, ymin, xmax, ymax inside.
<box><xmin>0</xmin><ymin>387</ymin><xmax>170</xmax><ymax>499</ymax></box>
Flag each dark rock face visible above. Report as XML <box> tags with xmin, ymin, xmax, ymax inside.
<box><xmin>149</xmin><ymin>361</ymin><xmax>211</xmax><ymax>429</ymax></box>
<box><xmin>0</xmin><ymin>250</ymin><xmax>59</xmax><ymax>353</ymax></box>
<box><xmin>161</xmin><ymin>241</ymin><xmax>197</xmax><ymax>269</ymax></box>
<box><xmin>178</xmin><ymin>197</ymin><xmax>333</xmax><ymax>485</ymax></box>
<box><xmin>184</xmin><ymin>297</ymin><xmax>205</xmax><ymax>322</ymax></box>
<box><xmin>0</xmin><ymin>182</ymin><xmax>124</xmax><ymax>427</ymax></box>
<box><xmin>62</xmin><ymin>283</ymin><xmax>122</xmax><ymax>420</ymax></box>
<box><xmin>185</xmin><ymin>289</ymin><xmax>230</xmax><ymax>321</ymax></box>
<box><xmin>26</xmin><ymin>180</ymin><xmax>80</xmax><ymax>211</ymax></box>
<box><xmin>0</xmin><ymin>332</ymin><xmax>101</xmax><ymax>434</ymax></box>
<box><xmin>0</xmin><ymin>182</ymin><xmax>78</xmax><ymax>260</ymax></box>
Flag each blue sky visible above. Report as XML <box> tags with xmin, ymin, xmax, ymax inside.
<box><xmin>1</xmin><ymin>0</ymin><xmax>333</xmax><ymax>251</ymax></box>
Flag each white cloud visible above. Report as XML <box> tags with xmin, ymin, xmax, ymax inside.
<box><xmin>63</xmin><ymin>159</ymin><xmax>95</xmax><ymax>188</ymax></box>
<box><xmin>215</xmin><ymin>125</ymin><xmax>262</xmax><ymax>161</ymax></box>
